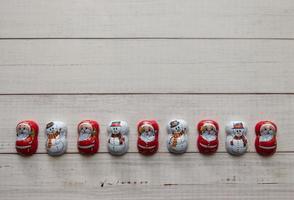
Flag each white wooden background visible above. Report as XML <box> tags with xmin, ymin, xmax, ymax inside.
<box><xmin>0</xmin><ymin>0</ymin><xmax>294</xmax><ymax>199</ymax></box>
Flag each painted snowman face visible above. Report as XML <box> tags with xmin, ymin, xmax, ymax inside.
<box><xmin>233</xmin><ymin>128</ymin><xmax>245</xmax><ymax>137</ymax></box>
<box><xmin>201</xmin><ymin>123</ymin><xmax>216</xmax><ymax>142</ymax></box>
<box><xmin>260</xmin><ymin>124</ymin><xmax>275</xmax><ymax>141</ymax></box>
<box><xmin>78</xmin><ymin>122</ymin><xmax>93</xmax><ymax>140</ymax></box>
<box><xmin>47</xmin><ymin>124</ymin><xmax>61</xmax><ymax>138</ymax></box>
<box><xmin>108</xmin><ymin>121</ymin><xmax>129</xmax><ymax>136</ymax></box>
<box><xmin>110</xmin><ymin>125</ymin><xmax>122</xmax><ymax>135</ymax></box>
<box><xmin>16</xmin><ymin>123</ymin><xmax>31</xmax><ymax>140</ymax></box>
<box><xmin>170</xmin><ymin>120</ymin><xmax>184</xmax><ymax>134</ymax></box>
<box><xmin>139</xmin><ymin>124</ymin><xmax>155</xmax><ymax>143</ymax></box>
<box><xmin>226</xmin><ymin>121</ymin><xmax>247</xmax><ymax>137</ymax></box>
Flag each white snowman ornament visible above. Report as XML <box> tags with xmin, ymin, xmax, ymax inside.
<box><xmin>45</xmin><ymin>121</ymin><xmax>67</xmax><ymax>156</ymax></box>
<box><xmin>167</xmin><ymin>119</ymin><xmax>188</xmax><ymax>154</ymax></box>
<box><xmin>107</xmin><ymin>120</ymin><xmax>129</xmax><ymax>155</ymax></box>
<box><xmin>225</xmin><ymin>121</ymin><xmax>248</xmax><ymax>156</ymax></box>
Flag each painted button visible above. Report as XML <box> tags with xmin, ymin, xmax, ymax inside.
<box><xmin>197</xmin><ymin>120</ymin><xmax>219</xmax><ymax>154</ymax></box>
<box><xmin>45</xmin><ymin>121</ymin><xmax>67</xmax><ymax>156</ymax></box>
<box><xmin>137</xmin><ymin>120</ymin><xmax>159</xmax><ymax>155</ymax></box>
<box><xmin>225</xmin><ymin>121</ymin><xmax>248</xmax><ymax>156</ymax></box>
<box><xmin>166</xmin><ymin>119</ymin><xmax>188</xmax><ymax>154</ymax></box>
<box><xmin>255</xmin><ymin>121</ymin><xmax>277</xmax><ymax>156</ymax></box>
<box><xmin>107</xmin><ymin>120</ymin><xmax>129</xmax><ymax>155</ymax></box>
<box><xmin>77</xmin><ymin>120</ymin><xmax>99</xmax><ymax>154</ymax></box>
<box><xmin>16</xmin><ymin>120</ymin><xmax>39</xmax><ymax>155</ymax></box>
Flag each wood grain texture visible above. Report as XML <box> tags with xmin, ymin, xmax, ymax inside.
<box><xmin>0</xmin><ymin>153</ymin><xmax>294</xmax><ymax>200</ymax></box>
<box><xmin>0</xmin><ymin>94</ymin><xmax>292</xmax><ymax>153</ymax></box>
<box><xmin>0</xmin><ymin>0</ymin><xmax>294</xmax><ymax>38</ymax></box>
<box><xmin>0</xmin><ymin>39</ymin><xmax>294</xmax><ymax>94</ymax></box>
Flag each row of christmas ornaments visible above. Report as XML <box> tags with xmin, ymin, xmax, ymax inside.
<box><xmin>16</xmin><ymin>119</ymin><xmax>277</xmax><ymax>156</ymax></box>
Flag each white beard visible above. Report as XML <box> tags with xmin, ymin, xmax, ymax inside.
<box><xmin>17</xmin><ymin>132</ymin><xmax>29</xmax><ymax>140</ymax></box>
<box><xmin>202</xmin><ymin>131</ymin><xmax>216</xmax><ymax>142</ymax></box>
<box><xmin>140</xmin><ymin>131</ymin><xmax>155</xmax><ymax>143</ymax></box>
<box><xmin>79</xmin><ymin>133</ymin><xmax>91</xmax><ymax>141</ymax></box>
<box><xmin>260</xmin><ymin>132</ymin><xmax>273</xmax><ymax>142</ymax></box>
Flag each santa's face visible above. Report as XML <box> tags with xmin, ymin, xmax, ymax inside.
<box><xmin>139</xmin><ymin>125</ymin><xmax>155</xmax><ymax>143</ymax></box>
<box><xmin>201</xmin><ymin>124</ymin><xmax>216</xmax><ymax>141</ymax></box>
<box><xmin>260</xmin><ymin>124</ymin><xmax>275</xmax><ymax>141</ymax></box>
<box><xmin>79</xmin><ymin>123</ymin><xmax>93</xmax><ymax>140</ymax></box>
<box><xmin>16</xmin><ymin>123</ymin><xmax>31</xmax><ymax>140</ymax></box>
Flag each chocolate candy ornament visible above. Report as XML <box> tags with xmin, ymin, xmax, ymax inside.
<box><xmin>77</xmin><ymin>120</ymin><xmax>99</xmax><ymax>154</ymax></box>
<box><xmin>45</xmin><ymin>121</ymin><xmax>67</xmax><ymax>156</ymax></box>
<box><xmin>15</xmin><ymin>120</ymin><xmax>39</xmax><ymax>155</ymax></box>
<box><xmin>137</xmin><ymin>120</ymin><xmax>159</xmax><ymax>155</ymax></box>
<box><xmin>255</xmin><ymin>121</ymin><xmax>277</xmax><ymax>156</ymax></box>
<box><xmin>197</xmin><ymin>120</ymin><xmax>219</xmax><ymax>154</ymax></box>
<box><xmin>166</xmin><ymin>119</ymin><xmax>188</xmax><ymax>154</ymax></box>
<box><xmin>225</xmin><ymin>121</ymin><xmax>248</xmax><ymax>156</ymax></box>
<box><xmin>107</xmin><ymin>120</ymin><xmax>129</xmax><ymax>155</ymax></box>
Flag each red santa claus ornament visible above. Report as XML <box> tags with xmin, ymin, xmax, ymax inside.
<box><xmin>197</xmin><ymin>120</ymin><xmax>219</xmax><ymax>154</ymax></box>
<box><xmin>15</xmin><ymin>120</ymin><xmax>39</xmax><ymax>155</ymax></box>
<box><xmin>137</xmin><ymin>120</ymin><xmax>159</xmax><ymax>155</ymax></box>
<box><xmin>255</xmin><ymin>121</ymin><xmax>277</xmax><ymax>156</ymax></box>
<box><xmin>77</xmin><ymin>120</ymin><xmax>99</xmax><ymax>154</ymax></box>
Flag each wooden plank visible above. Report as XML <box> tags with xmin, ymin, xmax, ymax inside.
<box><xmin>0</xmin><ymin>94</ymin><xmax>293</xmax><ymax>153</ymax></box>
<box><xmin>0</xmin><ymin>0</ymin><xmax>294</xmax><ymax>38</ymax></box>
<box><xmin>1</xmin><ymin>39</ymin><xmax>294</xmax><ymax>94</ymax></box>
<box><xmin>0</xmin><ymin>153</ymin><xmax>293</xmax><ymax>200</ymax></box>
<box><xmin>2</xmin><ymin>184</ymin><xmax>294</xmax><ymax>200</ymax></box>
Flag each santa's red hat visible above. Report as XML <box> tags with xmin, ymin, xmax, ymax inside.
<box><xmin>197</xmin><ymin>120</ymin><xmax>219</xmax><ymax>133</ymax></box>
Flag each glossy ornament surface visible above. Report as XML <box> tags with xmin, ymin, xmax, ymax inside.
<box><xmin>77</xmin><ymin>120</ymin><xmax>99</xmax><ymax>154</ymax></box>
<box><xmin>255</xmin><ymin>121</ymin><xmax>277</xmax><ymax>156</ymax></box>
<box><xmin>137</xmin><ymin>120</ymin><xmax>159</xmax><ymax>155</ymax></box>
<box><xmin>15</xmin><ymin>120</ymin><xmax>39</xmax><ymax>155</ymax></box>
<box><xmin>166</xmin><ymin>119</ymin><xmax>188</xmax><ymax>154</ymax></box>
<box><xmin>197</xmin><ymin>120</ymin><xmax>219</xmax><ymax>154</ymax></box>
<box><xmin>225</xmin><ymin>121</ymin><xmax>248</xmax><ymax>156</ymax></box>
<box><xmin>107</xmin><ymin>120</ymin><xmax>129</xmax><ymax>155</ymax></box>
<box><xmin>45</xmin><ymin>121</ymin><xmax>67</xmax><ymax>156</ymax></box>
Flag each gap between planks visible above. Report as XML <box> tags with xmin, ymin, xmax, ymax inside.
<box><xmin>0</xmin><ymin>93</ymin><xmax>294</xmax><ymax>95</ymax></box>
<box><xmin>1</xmin><ymin>38</ymin><xmax>294</xmax><ymax>40</ymax></box>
